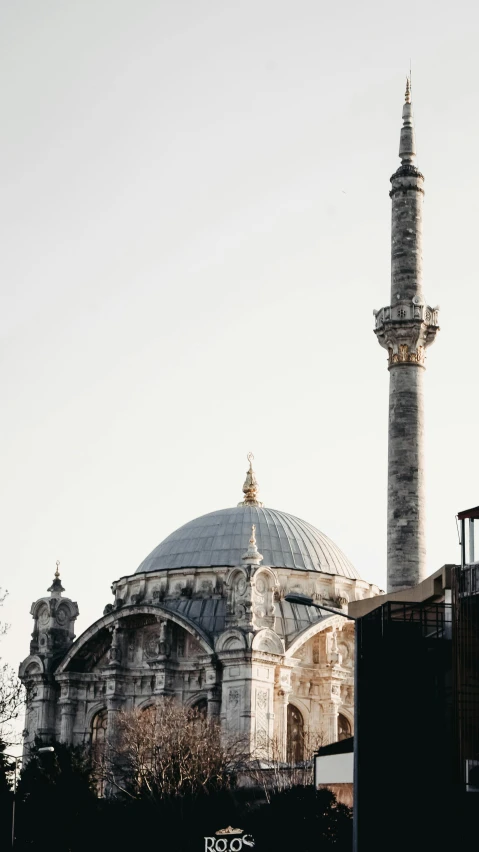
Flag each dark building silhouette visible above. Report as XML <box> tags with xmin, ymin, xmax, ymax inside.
<box><xmin>351</xmin><ymin>507</ymin><xmax>479</xmax><ymax>850</ymax></box>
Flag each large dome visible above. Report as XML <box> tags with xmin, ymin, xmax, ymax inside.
<box><xmin>136</xmin><ymin>505</ymin><xmax>360</xmax><ymax>579</ymax></box>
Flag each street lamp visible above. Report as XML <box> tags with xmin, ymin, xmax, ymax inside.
<box><xmin>284</xmin><ymin>592</ymin><xmax>356</xmax><ymax>621</ymax></box>
<box><xmin>285</xmin><ymin>590</ymin><xmax>358</xmax><ymax>839</ymax></box>
<box><xmin>3</xmin><ymin>751</ymin><xmax>22</xmax><ymax>850</ymax></box>
<box><xmin>5</xmin><ymin>746</ymin><xmax>55</xmax><ymax>848</ymax></box>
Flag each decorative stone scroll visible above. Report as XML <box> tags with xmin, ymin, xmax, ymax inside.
<box><xmin>388</xmin><ymin>344</ymin><xmax>425</xmax><ymax>365</ymax></box>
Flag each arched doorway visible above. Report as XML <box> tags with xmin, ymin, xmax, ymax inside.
<box><xmin>287</xmin><ymin>704</ymin><xmax>304</xmax><ymax>763</ymax></box>
<box><xmin>338</xmin><ymin>713</ymin><xmax>352</xmax><ymax>741</ymax></box>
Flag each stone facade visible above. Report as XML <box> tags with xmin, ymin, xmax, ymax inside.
<box><xmin>374</xmin><ymin>80</ymin><xmax>439</xmax><ymax>593</ymax></box>
<box><xmin>19</xmin><ymin>519</ymin><xmax>378</xmax><ymax>764</ymax></box>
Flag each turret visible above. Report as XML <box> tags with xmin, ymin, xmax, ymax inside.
<box><xmin>28</xmin><ymin>562</ymin><xmax>79</xmax><ymax>668</ymax></box>
<box><xmin>19</xmin><ymin>563</ymin><xmax>79</xmax><ymax>750</ymax></box>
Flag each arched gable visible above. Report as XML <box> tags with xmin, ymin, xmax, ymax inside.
<box><xmin>55</xmin><ymin>604</ymin><xmax>214</xmax><ymax>674</ymax></box>
<box><xmin>286</xmin><ymin>614</ymin><xmax>343</xmax><ymax>657</ymax></box>
<box><xmin>252</xmin><ymin>629</ymin><xmax>284</xmax><ymax>655</ymax></box>
<box><xmin>215</xmin><ymin>629</ymin><xmax>247</xmax><ymax>652</ymax></box>
<box><xmin>18</xmin><ymin>655</ymin><xmax>45</xmax><ymax>679</ymax></box>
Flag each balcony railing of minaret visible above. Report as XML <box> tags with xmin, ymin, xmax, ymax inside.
<box><xmin>373</xmin><ymin>303</ymin><xmax>439</xmax><ymax>329</ymax></box>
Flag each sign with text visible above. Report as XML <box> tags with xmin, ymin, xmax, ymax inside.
<box><xmin>204</xmin><ymin>828</ymin><xmax>255</xmax><ymax>851</ymax></box>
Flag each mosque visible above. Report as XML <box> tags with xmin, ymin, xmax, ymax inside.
<box><xmin>18</xmin><ymin>79</ymin><xmax>438</xmax><ymax>767</ymax></box>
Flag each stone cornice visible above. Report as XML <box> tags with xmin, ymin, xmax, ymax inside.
<box><xmin>390</xmin><ymin>164</ymin><xmax>424</xmax><ymax>181</ymax></box>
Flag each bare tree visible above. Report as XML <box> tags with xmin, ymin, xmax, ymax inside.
<box><xmin>0</xmin><ymin>589</ymin><xmax>24</xmax><ymax>744</ymax></box>
<box><xmin>98</xmin><ymin>700</ymin><xmax>248</xmax><ymax>801</ymax></box>
<box><xmin>247</xmin><ymin>727</ymin><xmax>326</xmax><ymax>801</ymax></box>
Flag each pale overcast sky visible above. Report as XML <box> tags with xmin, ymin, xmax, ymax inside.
<box><xmin>1</xmin><ymin>1</ymin><xmax>478</xmax><ymax>713</ymax></box>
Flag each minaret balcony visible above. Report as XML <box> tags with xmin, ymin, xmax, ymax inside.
<box><xmin>373</xmin><ymin>302</ymin><xmax>439</xmax><ymax>329</ymax></box>
<box><xmin>373</xmin><ymin>300</ymin><xmax>440</xmax><ymax>367</ymax></box>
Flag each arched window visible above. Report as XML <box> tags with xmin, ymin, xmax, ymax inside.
<box><xmin>338</xmin><ymin>713</ymin><xmax>351</xmax><ymax>741</ymax></box>
<box><xmin>191</xmin><ymin>697</ymin><xmax>207</xmax><ymax>719</ymax></box>
<box><xmin>91</xmin><ymin>709</ymin><xmax>108</xmax><ymax>795</ymax></box>
<box><xmin>287</xmin><ymin>704</ymin><xmax>304</xmax><ymax>764</ymax></box>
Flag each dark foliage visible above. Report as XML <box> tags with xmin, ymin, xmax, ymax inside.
<box><xmin>247</xmin><ymin>786</ymin><xmax>353</xmax><ymax>851</ymax></box>
<box><xmin>0</xmin><ymin>738</ymin><xmax>14</xmax><ymax>849</ymax></box>
<box><xmin>12</xmin><ymin>742</ymin><xmax>352</xmax><ymax>852</ymax></box>
<box><xmin>68</xmin><ymin>786</ymin><xmax>352</xmax><ymax>852</ymax></box>
<box><xmin>14</xmin><ymin>740</ymin><xmax>98</xmax><ymax>851</ymax></box>
<box><xmin>0</xmin><ymin>588</ymin><xmax>24</xmax><ymax>740</ymax></box>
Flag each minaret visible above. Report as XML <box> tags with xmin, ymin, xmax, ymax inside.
<box><xmin>374</xmin><ymin>79</ymin><xmax>439</xmax><ymax>593</ymax></box>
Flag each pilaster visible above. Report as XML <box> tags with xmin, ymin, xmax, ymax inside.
<box><xmin>59</xmin><ymin>701</ymin><xmax>77</xmax><ymax>744</ymax></box>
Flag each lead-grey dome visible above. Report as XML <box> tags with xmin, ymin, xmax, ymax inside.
<box><xmin>136</xmin><ymin>506</ymin><xmax>360</xmax><ymax>579</ymax></box>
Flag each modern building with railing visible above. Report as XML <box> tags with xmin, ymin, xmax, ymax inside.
<box><xmin>351</xmin><ymin>573</ymin><xmax>454</xmax><ymax>851</ymax></box>
<box><xmin>349</xmin><ymin>505</ymin><xmax>479</xmax><ymax>850</ymax></box>
<box><xmin>453</xmin><ymin>505</ymin><xmax>479</xmax><ymax>793</ymax></box>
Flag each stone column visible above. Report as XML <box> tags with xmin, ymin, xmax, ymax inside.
<box><xmin>35</xmin><ymin>679</ymin><xmax>57</xmax><ymax>742</ymax></box>
<box><xmin>207</xmin><ymin>685</ymin><xmax>221</xmax><ymax>718</ymax></box>
<box><xmin>59</xmin><ymin>702</ymin><xmax>76</xmax><ymax>744</ymax></box>
<box><xmin>106</xmin><ymin>696</ymin><xmax>121</xmax><ymax>748</ymax></box>
<box><xmin>277</xmin><ymin>690</ymin><xmax>290</xmax><ymax>761</ymax></box>
<box><xmin>320</xmin><ymin>701</ymin><xmax>340</xmax><ymax>745</ymax></box>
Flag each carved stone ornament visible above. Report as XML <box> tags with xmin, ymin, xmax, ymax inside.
<box><xmin>257</xmin><ymin>690</ymin><xmax>268</xmax><ymax>711</ymax></box>
<box><xmin>236</xmin><ymin>576</ymin><xmax>247</xmax><ymax>596</ymax></box>
<box><xmin>144</xmin><ymin>628</ymin><xmax>170</xmax><ymax>661</ymax></box>
<box><xmin>145</xmin><ymin>636</ymin><xmax>161</xmax><ymax>659</ymax></box>
<box><xmin>56</xmin><ymin>606</ymin><xmax>68</xmax><ymax>625</ymax></box>
<box><xmin>388</xmin><ymin>343</ymin><xmax>425</xmax><ymax>365</ymax></box>
<box><xmin>228</xmin><ymin>689</ymin><xmax>240</xmax><ymax>708</ymax></box>
<box><xmin>38</xmin><ymin>606</ymin><xmax>49</xmax><ymax>627</ymax></box>
<box><xmin>375</xmin><ymin>305</ymin><xmax>439</xmax><ymax>370</ymax></box>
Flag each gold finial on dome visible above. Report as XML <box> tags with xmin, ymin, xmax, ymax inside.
<box><xmin>405</xmin><ymin>75</ymin><xmax>411</xmax><ymax>104</ymax></box>
<box><xmin>237</xmin><ymin>452</ymin><xmax>264</xmax><ymax>507</ymax></box>
<box><xmin>55</xmin><ymin>560</ymin><xmax>60</xmax><ymax>579</ymax></box>
<box><xmin>242</xmin><ymin>524</ymin><xmax>263</xmax><ymax>565</ymax></box>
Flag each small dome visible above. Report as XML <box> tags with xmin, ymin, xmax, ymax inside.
<box><xmin>136</xmin><ymin>506</ymin><xmax>360</xmax><ymax>579</ymax></box>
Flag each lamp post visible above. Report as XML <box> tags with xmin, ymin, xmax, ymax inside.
<box><xmin>284</xmin><ymin>592</ymin><xmax>358</xmax><ymax>849</ymax></box>
<box><xmin>284</xmin><ymin>592</ymin><xmax>356</xmax><ymax>621</ymax></box>
<box><xmin>5</xmin><ymin>746</ymin><xmax>55</xmax><ymax>848</ymax></box>
<box><xmin>3</xmin><ymin>752</ymin><xmax>22</xmax><ymax>850</ymax></box>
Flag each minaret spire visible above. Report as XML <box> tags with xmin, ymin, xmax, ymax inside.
<box><xmin>374</xmin><ymin>81</ymin><xmax>440</xmax><ymax>593</ymax></box>
<box><xmin>405</xmin><ymin>76</ymin><xmax>411</xmax><ymax>104</ymax></box>
<box><xmin>242</xmin><ymin>525</ymin><xmax>263</xmax><ymax>566</ymax></box>
<box><xmin>399</xmin><ymin>76</ymin><xmax>416</xmax><ymax>165</ymax></box>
